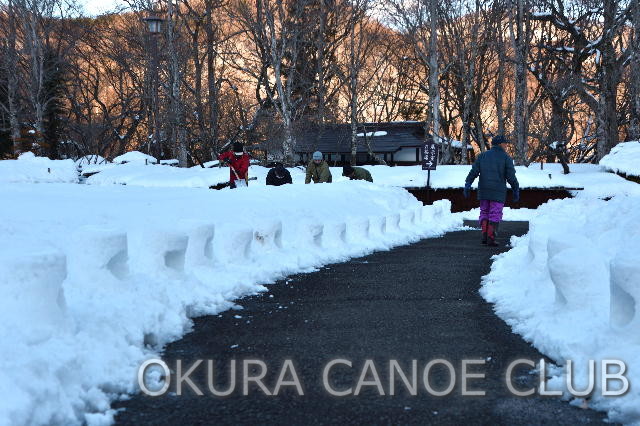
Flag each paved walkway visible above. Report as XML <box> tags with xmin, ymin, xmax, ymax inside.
<box><xmin>115</xmin><ymin>221</ymin><xmax>608</xmax><ymax>425</ymax></box>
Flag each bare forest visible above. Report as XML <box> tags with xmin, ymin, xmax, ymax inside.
<box><xmin>1</xmin><ymin>0</ymin><xmax>639</xmax><ymax>167</ymax></box>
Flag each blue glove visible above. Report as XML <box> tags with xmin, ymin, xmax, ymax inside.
<box><xmin>513</xmin><ymin>188</ymin><xmax>520</xmax><ymax>203</ymax></box>
<box><xmin>463</xmin><ymin>183</ymin><xmax>471</xmax><ymax>199</ymax></box>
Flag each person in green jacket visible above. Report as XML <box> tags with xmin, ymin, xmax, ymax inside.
<box><xmin>342</xmin><ymin>165</ymin><xmax>373</xmax><ymax>182</ymax></box>
<box><xmin>305</xmin><ymin>151</ymin><xmax>332</xmax><ymax>184</ymax></box>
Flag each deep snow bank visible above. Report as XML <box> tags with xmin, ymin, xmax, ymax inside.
<box><xmin>0</xmin><ymin>153</ymin><xmax>77</xmax><ymax>184</ymax></box>
<box><xmin>0</xmin><ymin>182</ymin><xmax>461</xmax><ymax>425</ymax></box>
<box><xmin>480</xmin><ymin>195</ymin><xmax>640</xmax><ymax>424</ymax></box>
<box><xmin>361</xmin><ymin>164</ymin><xmax>581</xmax><ymax>189</ymax></box>
<box><xmin>600</xmin><ymin>141</ymin><xmax>640</xmax><ymax>178</ymax></box>
<box><xmin>84</xmin><ymin>161</ymin><xmax>583</xmax><ymax>190</ymax></box>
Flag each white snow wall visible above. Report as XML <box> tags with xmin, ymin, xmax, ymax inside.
<box><xmin>0</xmin><ymin>182</ymin><xmax>461</xmax><ymax>426</ymax></box>
<box><xmin>481</xmin><ymin>195</ymin><xmax>640</xmax><ymax>424</ymax></box>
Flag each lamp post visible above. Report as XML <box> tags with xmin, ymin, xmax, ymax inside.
<box><xmin>143</xmin><ymin>12</ymin><xmax>165</xmax><ymax>162</ymax></box>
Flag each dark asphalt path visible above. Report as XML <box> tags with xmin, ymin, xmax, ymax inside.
<box><xmin>115</xmin><ymin>221</ymin><xmax>609</xmax><ymax>425</ymax></box>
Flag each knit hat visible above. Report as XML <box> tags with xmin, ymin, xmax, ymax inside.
<box><xmin>312</xmin><ymin>151</ymin><xmax>323</xmax><ymax>161</ymax></box>
<box><xmin>491</xmin><ymin>135</ymin><xmax>506</xmax><ymax>146</ymax></box>
<box><xmin>233</xmin><ymin>142</ymin><xmax>244</xmax><ymax>154</ymax></box>
<box><xmin>342</xmin><ymin>165</ymin><xmax>354</xmax><ymax>176</ymax></box>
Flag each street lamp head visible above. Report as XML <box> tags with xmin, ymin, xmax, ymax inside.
<box><xmin>143</xmin><ymin>14</ymin><xmax>165</xmax><ymax>34</ymax></box>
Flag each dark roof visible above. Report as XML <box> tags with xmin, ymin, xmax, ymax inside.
<box><xmin>295</xmin><ymin>122</ymin><xmax>428</xmax><ymax>154</ymax></box>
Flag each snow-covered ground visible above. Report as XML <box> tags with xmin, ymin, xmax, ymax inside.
<box><xmin>3</xmin><ymin>150</ymin><xmax>640</xmax><ymax>425</ymax></box>
<box><xmin>0</xmin><ymin>180</ymin><xmax>461</xmax><ymax>426</ymax></box>
<box><xmin>86</xmin><ymin>161</ymin><xmax>584</xmax><ymax>190</ymax></box>
<box><xmin>456</xmin><ymin>159</ymin><xmax>640</xmax><ymax>424</ymax></box>
<box><xmin>480</xmin><ymin>195</ymin><xmax>640</xmax><ymax>424</ymax></box>
<box><xmin>0</xmin><ymin>153</ymin><xmax>77</xmax><ymax>184</ymax></box>
<box><xmin>600</xmin><ymin>141</ymin><xmax>640</xmax><ymax>178</ymax></box>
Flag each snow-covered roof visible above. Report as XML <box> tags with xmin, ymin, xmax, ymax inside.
<box><xmin>296</xmin><ymin>122</ymin><xmax>428</xmax><ymax>154</ymax></box>
<box><xmin>600</xmin><ymin>141</ymin><xmax>640</xmax><ymax>177</ymax></box>
<box><xmin>113</xmin><ymin>151</ymin><xmax>157</xmax><ymax>164</ymax></box>
<box><xmin>357</xmin><ymin>131</ymin><xmax>388</xmax><ymax>137</ymax></box>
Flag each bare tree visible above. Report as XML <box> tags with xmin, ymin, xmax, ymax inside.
<box><xmin>508</xmin><ymin>0</ymin><xmax>530</xmax><ymax>165</ymax></box>
<box><xmin>630</xmin><ymin>0</ymin><xmax>640</xmax><ymax>141</ymax></box>
<box><xmin>1</xmin><ymin>0</ymin><xmax>23</xmax><ymax>154</ymax></box>
<box><xmin>386</xmin><ymin>0</ymin><xmax>442</xmax><ymax>161</ymax></box>
<box><xmin>344</xmin><ymin>0</ymin><xmax>374</xmax><ymax>165</ymax></box>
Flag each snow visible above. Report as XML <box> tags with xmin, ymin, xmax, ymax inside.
<box><xmin>84</xmin><ymin>163</ymin><xmax>585</xmax><ymax>190</ymax></box>
<box><xmin>85</xmin><ymin>163</ymin><xmax>249</xmax><ymax>188</ymax></box>
<box><xmin>159</xmin><ymin>159</ymin><xmax>179</xmax><ymax>166</ymax></box>
<box><xmin>480</xmin><ymin>194</ymin><xmax>640</xmax><ymax>424</ymax></box>
<box><xmin>600</xmin><ymin>141</ymin><xmax>640</xmax><ymax>178</ymax></box>
<box><xmin>0</xmin><ymin>179</ymin><xmax>462</xmax><ymax>425</ymax></box>
<box><xmin>0</xmin><ymin>152</ymin><xmax>78</xmax><ymax>184</ymax></box>
<box><xmin>356</xmin><ymin>131</ymin><xmax>387</xmax><ymax>137</ymax></box>
<box><xmin>438</xmin><ymin>138</ymin><xmax>473</xmax><ymax>149</ymax></box>
<box><xmin>362</xmin><ymin>164</ymin><xmax>581</xmax><ymax>189</ymax></box>
<box><xmin>3</xmin><ymin>152</ymin><xmax>638</xmax><ymax>424</ymax></box>
<box><xmin>201</xmin><ymin>160</ymin><xmax>220</xmax><ymax>168</ymax></box>
<box><xmin>112</xmin><ymin>151</ymin><xmax>157</xmax><ymax>164</ymax></box>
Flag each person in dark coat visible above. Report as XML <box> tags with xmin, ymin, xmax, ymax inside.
<box><xmin>342</xmin><ymin>165</ymin><xmax>373</xmax><ymax>182</ymax></box>
<box><xmin>266</xmin><ymin>162</ymin><xmax>292</xmax><ymax>186</ymax></box>
<box><xmin>464</xmin><ymin>135</ymin><xmax>520</xmax><ymax>246</ymax></box>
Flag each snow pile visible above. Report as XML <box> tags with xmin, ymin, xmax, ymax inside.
<box><xmin>0</xmin><ymin>182</ymin><xmax>462</xmax><ymax>425</ymax></box>
<box><xmin>361</xmin><ymin>164</ymin><xmax>581</xmax><ymax>189</ymax></box>
<box><xmin>86</xmin><ymin>162</ymin><xmax>229</xmax><ymax>187</ymax></box>
<box><xmin>0</xmin><ymin>153</ymin><xmax>77</xmax><ymax>184</ymax></box>
<box><xmin>533</xmin><ymin>163</ymin><xmax>640</xmax><ymax>199</ymax></box>
<box><xmin>600</xmin><ymin>141</ymin><xmax>640</xmax><ymax>178</ymax></box>
<box><xmin>85</xmin><ymin>162</ymin><xmax>583</xmax><ymax>190</ymax></box>
<box><xmin>480</xmin><ymin>195</ymin><xmax>640</xmax><ymax>424</ymax></box>
<box><xmin>112</xmin><ymin>151</ymin><xmax>157</xmax><ymax>164</ymax></box>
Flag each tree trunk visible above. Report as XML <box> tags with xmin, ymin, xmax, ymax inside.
<box><xmin>495</xmin><ymin>22</ymin><xmax>506</xmax><ymax>141</ymax></box>
<box><xmin>427</xmin><ymin>0</ymin><xmax>441</xmax><ymax>161</ymax></box>
<box><xmin>24</xmin><ymin>2</ymin><xmax>46</xmax><ymax>151</ymax></box>
<box><xmin>205</xmin><ymin>0</ymin><xmax>221</xmax><ymax>153</ymax></box>
<box><xmin>630</xmin><ymin>0</ymin><xmax>640</xmax><ymax>141</ymax></box>
<box><xmin>314</xmin><ymin>0</ymin><xmax>327</xmax><ymax>151</ymax></box>
<box><xmin>511</xmin><ymin>0</ymin><xmax>528</xmax><ymax>165</ymax></box>
<box><xmin>167</xmin><ymin>0</ymin><xmax>188</xmax><ymax>167</ymax></box>
<box><xmin>596</xmin><ymin>0</ymin><xmax>619</xmax><ymax>160</ymax></box>
<box><xmin>6</xmin><ymin>0</ymin><xmax>21</xmax><ymax>155</ymax></box>
<box><xmin>349</xmin><ymin>11</ymin><xmax>359</xmax><ymax>166</ymax></box>
<box><xmin>460</xmin><ymin>0</ymin><xmax>480</xmax><ymax>165</ymax></box>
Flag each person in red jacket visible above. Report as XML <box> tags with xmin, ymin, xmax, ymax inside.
<box><xmin>218</xmin><ymin>142</ymin><xmax>250</xmax><ymax>188</ymax></box>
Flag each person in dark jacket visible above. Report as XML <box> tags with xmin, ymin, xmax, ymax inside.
<box><xmin>218</xmin><ymin>142</ymin><xmax>250</xmax><ymax>189</ymax></box>
<box><xmin>342</xmin><ymin>165</ymin><xmax>373</xmax><ymax>182</ymax></box>
<box><xmin>266</xmin><ymin>162</ymin><xmax>292</xmax><ymax>186</ymax></box>
<box><xmin>464</xmin><ymin>135</ymin><xmax>520</xmax><ymax>246</ymax></box>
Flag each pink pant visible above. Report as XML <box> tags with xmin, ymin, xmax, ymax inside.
<box><xmin>479</xmin><ymin>200</ymin><xmax>504</xmax><ymax>223</ymax></box>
